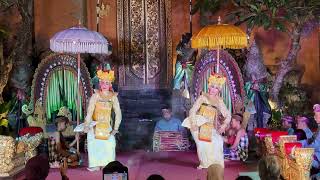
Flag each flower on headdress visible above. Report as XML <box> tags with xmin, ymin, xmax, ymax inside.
<box><xmin>96</xmin><ymin>63</ymin><xmax>115</xmax><ymax>82</ymax></box>
<box><xmin>208</xmin><ymin>73</ymin><xmax>226</xmax><ymax>89</ymax></box>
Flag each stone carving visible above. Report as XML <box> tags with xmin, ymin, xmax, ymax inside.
<box><xmin>22</xmin><ymin>99</ymin><xmax>46</xmax><ymax>135</ymax></box>
<box><xmin>146</xmin><ymin>0</ymin><xmax>160</xmax><ymax>78</ymax></box>
<box><xmin>117</xmin><ymin>0</ymin><xmax>172</xmax><ymax>89</ymax></box>
<box><xmin>130</xmin><ymin>0</ymin><xmax>145</xmax><ymax>78</ymax></box>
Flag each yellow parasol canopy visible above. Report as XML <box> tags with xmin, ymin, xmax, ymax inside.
<box><xmin>191</xmin><ymin>16</ymin><xmax>247</xmax><ymax>72</ymax></box>
<box><xmin>191</xmin><ymin>24</ymin><xmax>247</xmax><ymax>49</ymax></box>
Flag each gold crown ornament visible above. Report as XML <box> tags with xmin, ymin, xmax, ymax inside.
<box><xmin>208</xmin><ymin>73</ymin><xmax>226</xmax><ymax>89</ymax></box>
<box><xmin>96</xmin><ymin>69</ymin><xmax>115</xmax><ymax>82</ymax></box>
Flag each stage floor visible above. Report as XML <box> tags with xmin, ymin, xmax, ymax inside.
<box><xmin>19</xmin><ymin>151</ymin><xmax>258</xmax><ymax>180</ymax></box>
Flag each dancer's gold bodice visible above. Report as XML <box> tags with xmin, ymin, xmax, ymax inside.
<box><xmin>197</xmin><ymin>104</ymin><xmax>217</xmax><ymax>142</ymax></box>
<box><xmin>198</xmin><ymin>104</ymin><xmax>217</xmax><ymax>124</ymax></box>
<box><xmin>190</xmin><ymin>93</ymin><xmax>230</xmax><ymax>142</ymax></box>
<box><xmin>92</xmin><ymin>94</ymin><xmax>113</xmax><ymax>140</ymax></box>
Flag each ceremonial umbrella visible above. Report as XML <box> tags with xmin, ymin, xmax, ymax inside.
<box><xmin>50</xmin><ymin>24</ymin><xmax>108</xmax><ymax>151</ymax></box>
<box><xmin>191</xmin><ymin>16</ymin><xmax>247</xmax><ymax>73</ymax></box>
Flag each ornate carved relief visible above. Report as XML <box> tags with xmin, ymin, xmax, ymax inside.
<box><xmin>146</xmin><ymin>0</ymin><xmax>160</xmax><ymax>79</ymax></box>
<box><xmin>165</xmin><ymin>0</ymin><xmax>172</xmax><ymax>84</ymax></box>
<box><xmin>117</xmin><ymin>0</ymin><xmax>172</xmax><ymax>89</ymax></box>
<box><xmin>130</xmin><ymin>0</ymin><xmax>145</xmax><ymax>79</ymax></box>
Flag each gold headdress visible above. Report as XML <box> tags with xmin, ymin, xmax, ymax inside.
<box><xmin>208</xmin><ymin>73</ymin><xmax>226</xmax><ymax>89</ymax></box>
<box><xmin>96</xmin><ymin>69</ymin><xmax>115</xmax><ymax>82</ymax></box>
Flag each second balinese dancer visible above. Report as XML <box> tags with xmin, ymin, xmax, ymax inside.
<box><xmin>182</xmin><ymin>73</ymin><xmax>231</xmax><ymax>169</ymax></box>
<box><xmin>83</xmin><ymin>63</ymin><xmax>122</xmax><ymax>171</ymax></box>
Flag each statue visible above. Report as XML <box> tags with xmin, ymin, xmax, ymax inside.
<box><xmin>173</xmin><ymin>33</ymin><xmax>197</xmax><ymax>98</ymax></box>
<box><xmin>22</xmin><ymin>99</ymin><xmax>46</xmax><ymax>135</ymax></box>
<box><xmin>244</xmin><ymin>40</ymin><xmax>271</xmax><ymax>128</ymax></box>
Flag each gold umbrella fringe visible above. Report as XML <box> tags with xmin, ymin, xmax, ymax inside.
<box><xmin>192</xmin><ymin>35</ymin><xmax>247</xmax><ymax>49</ymax></box>
<box><xmin>191</xmin><ymin>24</ymin><xmax>247</xmax><ymax>49</ymax></box>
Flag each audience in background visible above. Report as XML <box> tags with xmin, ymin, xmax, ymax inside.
<box><xmin>24</xmin><ymin>154</ymin><xmax>50</xmax><ymax>180</ymax></box>
<box><xmin>24</xmin><ymin>153</ymin><xmax>69</xmax><ymax>180</ymax></box>
<box><xmin>297</xmin><ymin>116</ymin><xmax>313</xmax><ymax>139</ymax></box>
<box><xmin>147</xmin><ymin>174</ymin><xmax>165</xmax><ymax>180</ymax></box>
<box><xmin>258</xmin><ymin>155</ymin><xmax>281</xmax><ymax>180</ymax></box>
<box><xmin>301</xmin><ymin>104</ymin><xmax>320</xmax><ymax>170</ymax></box>
<box><xmin>103</xmin><ymin>161</ymin><xmax>128</xmax><ymax>179</ymax></box>
<box><xmin>294</xmin><ymin>129</ymin><xmax>307</xmax><ymax>141</ymax></box>
<box><xmin>281</xmin><ymin>116</ymin><xmax>295</xmax><ymax>135</ymax></box>
<box><xmin>235</xmin><ymin>176</ymin><xmax>253</xmax><ymax>180</ymax></box>
<box><xmin>207</xmin><ymin>164</ymin><xmax>224</xmax><ymax>180</ymax></box>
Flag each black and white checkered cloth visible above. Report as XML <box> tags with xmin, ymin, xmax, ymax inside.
<box><xmin>229</xmin><ymin>134</ymin><xmax>249</xmax><ymax>161</ymax></box>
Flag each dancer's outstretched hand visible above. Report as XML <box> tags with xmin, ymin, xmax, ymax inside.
<box><xmin>190</xmin><ymin>124</ymin><xmax>198</xmax><ymax>132</ymax></box>
<box><xmin>111</xmin><ymin>130</ymin><xmax>119</xmax><ymax>136</ymax></box>
<box><xmin>83</xmin><ymin>126</ymin><xmax>90</xmax><ymax>133</ymax></box>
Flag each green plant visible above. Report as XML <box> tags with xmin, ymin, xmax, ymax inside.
<box><xmin>269</xmin><ymin>109</ymin><xmax>282</xmax><ymax>129</ymax></box>
<box><xmin>0</xmin><ymin>100</ymin><xmax>14</xmax><ymax>135</ymax></box>
<box><xmin>279</xmin><ymin>83</ymin><xmax>312</xmax><ymax>117</ymax></box>
<box><xmin>191</xmin><ymin>0</ymin><xmax>223</xmax><ymax>15</ymax></box>
<box><xmin>230</xmin><ymin>0</ymin><xmax>319</xmax><ymax>105</ymax></box>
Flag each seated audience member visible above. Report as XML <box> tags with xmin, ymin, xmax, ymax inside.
<box><xmin>147</xmin><ymin>174</ymin><xmax>165</xmax><ymax>180</ymax></box>
<box><xmin>302</xmin><ymin>104</ymin><xmax>320</xmax><ymax>169</ymax></box>
<box><xmin>54</xmin><ymin>116</ymin><xmax>80</xmax><ymax>167</ymax></box>
<box><xmin>155</xmin><ymin>107</ymin><xmax>184</xmax><ymax>132</ymax></box>
<box><xmin>235</xmin><ymin>176</ymin><xmax>253</xmax><ymax>180</ymax></box>
<box><xmin>297</xmin><ymin>116</ymin><xmax>313</xmax><ymax>139</ymax></box>
<box><xmin>24</xmin><ymin>154</ymin><xmax>50</xmax><ymax>180</ymax></box>
<box><xmin>207</xmin><ymin>164</ymin><xmax>224</xmax><ymax>180</ymax></box>
<box><xmin>294</xmin><ymin>129</ymin><xmax>307</xmax><ymax>141</ymax></box>
<box><xmin>225</xmin><ymin>114</ymin><xmax>249</xmax><ymax>161</ymax></box>
<box><xmin>103</xmin><ymin>161</ymin><xmax>128</xmax><ymax>174</ymax></box>
<box><xmin>282</xmin><ymin>115</ymin><xmax>295</xmax><ymax>135</ymax></box>
<box><xmin>258</xmin><ymin>155</ymin><xmax>281</xmax><ymax>180</ymax></box>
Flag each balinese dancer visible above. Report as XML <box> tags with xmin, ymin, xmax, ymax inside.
<box><xmin>182</xmin><ymin>73</ymin><xmax>231</xmax><ymax>169</ymax></box>
<box><xmin>83</xmin><ymin>63</ymin><xmax>122</xmax><ymax>171</ymax></box>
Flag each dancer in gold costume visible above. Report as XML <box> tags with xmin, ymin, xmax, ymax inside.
<box><xmin>84</xmin><ymin>64</ymin><xmax>122</xmax><ymax>171</ymax></box>
<box><xmin>182</xmin><ymin>73</ymin><xmax>231</xmax><ymax>169</ymax></box>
